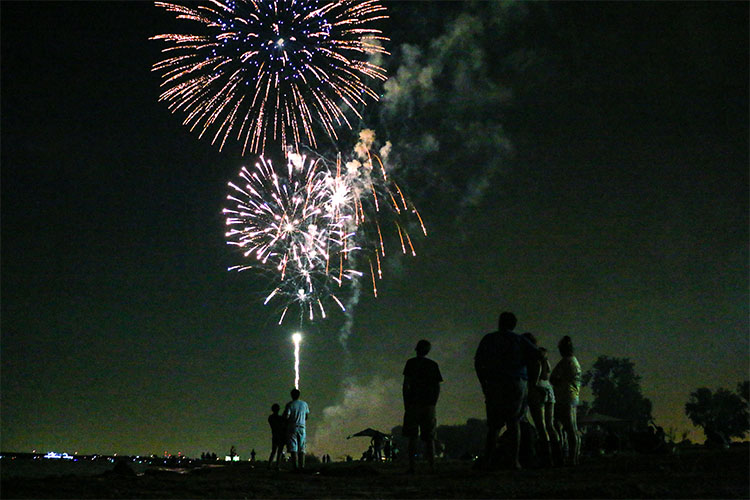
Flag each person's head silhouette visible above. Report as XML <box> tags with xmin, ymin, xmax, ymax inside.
<box><xmin>271</xmin><ymin>403</ymin><xmax>280</xmax><ymax>413</ymax></box>
<box><xmin>558</xmin><ymin>335</ymin><xmax>574</xmax><ymax>357</ymax></box>
<box><xmin>498</xmin><ymin>312</ymin><xmax>517</xmax><ymax>332</ymax></box>
<box><xmin>291</xmin><ymin>388</ymin><xmax>301</xmax><ymax>400</ymax></box>
<box><xmin>415</xmin><ymin>339</ymin><xmax>431</xmax><ymax>357</ymax></box>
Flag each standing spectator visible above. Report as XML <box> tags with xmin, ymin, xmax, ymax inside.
<box><xmin>550</xmin><ymin>335</ymin><xmax>582</xmax><ymax>465</ymax></box>
<box><xmin>267</xmin><ymin>403</ymin><xmax>286</xmax><ymax>469</ymax></box>
<box><xmin>475</xmin><ymin>312</ymin><xmax>540</xmax><ymax>470</ymax></box>
<box><xmin>522</xmin><ymin>333</ymin><xmax>561</xmax><ymax>467</ymax></box>
<box><xmin>371</xmin><ymin>433</ymin><xmax>384</xmax><ymax>461</ymax></box>
<box><xmin>402</xmin><ymin>339</ymin><xmax>443</xmax><ymax>473</ymax></box>
<box><xmin>283</xmin><ymin>388</ymin><xmax>310</xmax><ymax>471</ymax></box>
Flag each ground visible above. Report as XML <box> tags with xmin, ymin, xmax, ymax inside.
<box><xmin>2</xmin><ymin>446</ymin><xmax>748</xmax><ymax>499</ymax></box>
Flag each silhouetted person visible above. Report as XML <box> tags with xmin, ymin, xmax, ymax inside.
<box><xmin>283</xmin><ymin>388</ymin><xmax>310</xmax><ymax>471</ymax></box>
<box><xmin>402</xmin><ymin>339</ymin><xmax>443</xmax><ymax>473</ymax></box>
<box><xmin>475</xmin><ymin>312</ymin><xmax>540</xmax><ymax>470</ymax></box>
<box><xmin>371</xmin><ymin>433</ymin><xmax>384</xmax><ymax>461</ymax></box>
<box><xmin>522</xmin><ymin>333</ymin><xmax>560</xmax><ymax>467</ymax></box>
<box><xmin>250</xmin><ymin>448</ymin><xmax>256</xmax><ymax>462</ymax></box>
<box><xmin>550</xmin><ymin>335</ymin><xmax>582</xmax><ymax>465</ymax></box>
<box><xmin>267</xmin><ymin>403</ymin><xmax>286</xmax><ymax>469</ymax></box>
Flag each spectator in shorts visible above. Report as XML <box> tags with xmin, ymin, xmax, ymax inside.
<box><xmin>475</xmin><ymin>312</ymin><xmax>541</xmax><ymax>470</ymax></box>
<box><xmin>522</xmin><ymin>333</ymin><xmax>560</xmax><ymax>467</ymax></box>
<box><xmin>550</xmin><ymin>335</ymin><xmax>581</xmax><ymax>465</ymax></box>
<box><xmin>283</xmin><ymin>388</ymin><xmax>310</xmax><ymax>471</ymax></box>
<box><xmin>402</xmin><ymin>339</ymin><xmax>443</xmax><ymax>474</ymax></box>
<box><xmin>267</xmin><ymin>403</ymin><xmax>286</xmax><ymax>469</ymax></box>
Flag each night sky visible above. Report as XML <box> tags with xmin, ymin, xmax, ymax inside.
<box><xmin>2</xmin><ymin>1</ymin><xmax>747</xmax><ymax>459</ymax></box>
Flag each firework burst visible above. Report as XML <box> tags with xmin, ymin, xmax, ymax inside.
<box><xmin>224</xmin><ymin>133</ymin><xmax>425</xmax><ymax>324</ymax></box>
<box><xmin>223</xmin><ymin>153</ymin><xmax>360</xmax><ymax>324</ymax></box>
<box><xmin>152</xmin><ymin>0</ymin><xmax>389</xmax><ymax>155</ymax></box>
<box><xmin>315</xmin><ymin>130</ymin><xmax>427</xmax><ymax>298</ymax></box>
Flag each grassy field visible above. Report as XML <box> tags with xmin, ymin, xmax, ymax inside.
<box><xmin>2</xmin><ymin>446</ymin><xmax>748</xmax><ymax>499</ymax></box>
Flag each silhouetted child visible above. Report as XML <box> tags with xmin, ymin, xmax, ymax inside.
<box><xmin>267</xmin><ymin>403</ymin><xmax>286</xmax><ymax>469</ymax></box>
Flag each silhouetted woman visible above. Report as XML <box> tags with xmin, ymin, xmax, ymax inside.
<box><xmin>550</xmin><ymin>335</ymin><xmax>581</xmax><ymax>465</ymax></box>
<box><xmin>522</xmin><ymin>333</ymin><xmax>560</xmax><ymax>467</ymax></box>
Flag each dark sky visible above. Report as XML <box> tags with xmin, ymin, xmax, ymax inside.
<box><xmin>1</xmin><ymin>1</ymin><xmax>747</xmax><ymax>459</ymax></box>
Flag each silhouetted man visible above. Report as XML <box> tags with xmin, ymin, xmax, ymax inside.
<box><xmin>475</xmin><ymin>312</ymin><xmax>540</xmax><ymax>469</ymax></box>
<box><xmin>402</xmin><ymin>339</ymin><xmax>443</xmax><ymax>473</ymax></box>
<box><xmin>283</xmin><ymin>388</ymin><xmax>310</xmax><ymax>471</ymax></box>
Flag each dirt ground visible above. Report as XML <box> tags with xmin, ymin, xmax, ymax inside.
<box><xmin>2</xmin><ymin>446</ymin><xmax>748</xmax><ymax>499</ymax></box>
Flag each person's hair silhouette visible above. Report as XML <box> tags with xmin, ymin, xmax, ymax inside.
<box><xmin>499</xmin><ymin>312</ymin><xmax>517</xmax><ymax>331</ymax></box>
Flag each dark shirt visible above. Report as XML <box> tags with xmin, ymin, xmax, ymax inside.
<box><xmin>403</xmin><ymin>356</ymin><xmax>443</xmax><ymax>406</ymax></box>
<box><xmin>268</xmin><ymin>413</ymin><xmax>286</xmax><ymax>440</ymax></box>
<box><xmin>474</xmin><ymin>329</ymin><xmax>539</xmax><ymax>383</ymax></box>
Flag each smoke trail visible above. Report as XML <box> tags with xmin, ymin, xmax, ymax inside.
<box><xmin>336</xmin><ymin>265</ymin><xmax>361</xmax><ymax>372</ymax></box>
<box><xmin>378</xmin><ymin>9</ymin><xmax>517</xmax><ymax>217</ymax></box>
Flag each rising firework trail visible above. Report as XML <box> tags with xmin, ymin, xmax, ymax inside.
<box><xmin>292</xmin><ymin>332</ymin><xmax>302</xmax><ymax>388</ymax></box>
<box><xmin>151</xmin><ymin>0</ymin><xmax>389</xmax><ymax>155</ymax></box>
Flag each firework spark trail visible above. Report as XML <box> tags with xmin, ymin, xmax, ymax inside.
<box><xmin>224</xmin><ymin>153</ymin><xmax>358</xmax><ymax>323</ymax></box>
<box><xmin>152</xmin><ymin>0</ymin><xmax>389</xmax><ymax>155</ymax></box>
<box><xmin>311</xmin><ymin>130</ymin><xmax>427</xmax><ymax>298</ymax></box>
<box><xmin>224</xmin><ymin>132</ymin><xmax>426</xmax><ymax>324</ymax></box>
<box><xmin>292</xmin><ymin>332</ymin><xmax>302</xmax><ymax>388</ymax></box>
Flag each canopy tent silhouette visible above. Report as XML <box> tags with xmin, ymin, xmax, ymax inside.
<box><xmin>346</xmin><ymin>428</ymin><xmax>390</xmax><ymax>439</ymax></box>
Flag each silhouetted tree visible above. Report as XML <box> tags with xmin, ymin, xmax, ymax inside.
<box><xmin>738</xmin><ymin>381</ymin><xmax>749</xmax><ymax>404</ymax></box>
<box><xmin>684</xmin><ymin>381</ymin><xmax>749</xmax><ymax>442</ymax></box>
<box><xmin>582</xmin><ymin>356</ymin><xmax>653</xmax><ymax>428</ymax></box>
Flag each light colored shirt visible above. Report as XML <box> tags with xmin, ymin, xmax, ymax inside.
<box><xmin>283</xmin><ymin>399</ymin><xmax>309</xmax><ymax>428</ymax></box>
<box><xmin>550</xmin><ymin>355</ymin><xmax>581</xmax><ymax>403</ymax></box>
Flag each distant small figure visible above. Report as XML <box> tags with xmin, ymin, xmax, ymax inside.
<box><xmin>475</xmin><ymin>312</ymin><xmax>541</xmax><ymax>470</ymax></box>
<box><xmin>371</xmin><ymin>433</ymin><xmax>384</xmax><ymax>461</ymax></box>
<box><xmin>267</xmin><ymin>403</ymin><xmax>287</xmax><ymax>469</ymax></box>
<box><xmin>550</xmin><ymin>335</ymin><xmax>582</xmax><ymax>465</ymax></box>
<box><xmin>522</xmin><ymin>333</ymin><xmax>561</xmax><ymax>467</ymax></box>
<box><xmin>250</xmin><ymin>448</ymin><xmax>256</xmax><ymax>462</ymax></box>
<box><xmin>402</xmin><ymin>339</ymin><xmax>443</xmax><ymax>473</ymax></box>
<box><xmin>229</xmin><ymin>445</ymin><xmax>237</xmax><ymax>461</ymax></box>
<box><xmin>283</xmin><ymin>388</ymin><xmax>310</xmax><ymax>471</ymax></box>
